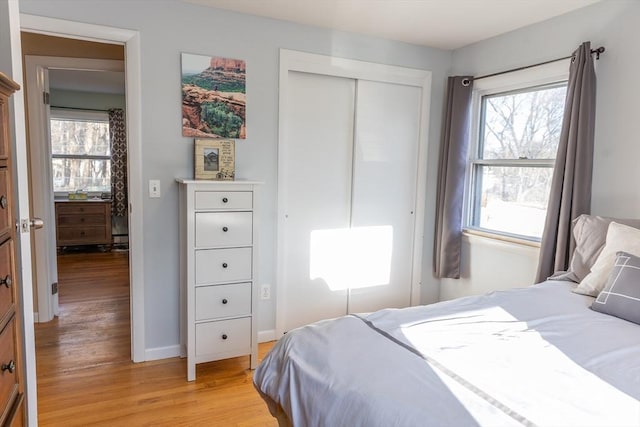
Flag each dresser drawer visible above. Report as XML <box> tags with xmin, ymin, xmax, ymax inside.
<box><xmin>195</xmin><ymin>282</ymin><xmax>251</xmax><ymax>321</ymax></box>
<box><xmin>0</xmin><ymin>169</ymin><xmax>10</xmax><ymax>238</ymax></box>
<box><xmin>195</xmin><ymin>191</ymin><xmax>252</xmax><ymax>210</ymax></box>
<box><xmin>195</xmin><ymin>212</ymin><xmax>252</xmax><ymax>248</ymax></box>
<box><xmin>56</xmin><ymin>226</ymin><xmax>110</xmax><ymax>244</ymax></box>
<box><xmin>56</xmin><ymin>213</ymin><xmax>107</xmax><ymax>226</ymax></box>
<box><xmin>56</xmin><ymin>202</ymin><xmax>108</xmax><ymax>215</ymax></box>
<box><xmin>195</xmin><ymin>247</ymin><xmax>252</xmax><ymax>285</ymax></box>
<box><xmin>195</xmin><ymin>317</ymin><xmax>251</xmax><ymax>358</ymax></box>
<box><xmin>0</xmin><ymin>317</ymin><xmax>18</xmax><ymax>417</ymax></box>
<box><xmin>0</xmin><ymin>238</ymin><xmax>14</xmax><ymax>318</ymax></box>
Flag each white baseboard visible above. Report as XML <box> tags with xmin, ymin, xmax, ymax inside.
<box><xmin>33</xmin><ymin>312</ymin><xmax>39</xmax><ymax>323</ymax></box>
<box><xmin>145</xmin><ymin>344</ymin><xmax>181</xmax><ymax>361</ymax></box>
<box><xmin>258</xmin><ymin>329</ymin><xmax>276</xmax><ymax>343</ymax></box>
<box><xmin>145</xmin><ymin>333</ymin><xmax>275</xmax><ymax>362</ymax></box>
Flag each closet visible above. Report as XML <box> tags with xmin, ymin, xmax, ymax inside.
<box><xmin>276</xmin><ymin>50</ymin><xmax>431</xmax><ymax>335</ymax></box>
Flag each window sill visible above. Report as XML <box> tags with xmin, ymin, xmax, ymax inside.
<box><xmin>463</xmin><ymin>228</ymin><xmax>541</xmax><ymax>248</ymax></box>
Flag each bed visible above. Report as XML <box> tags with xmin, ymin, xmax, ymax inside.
<box><xmin>253</xmin><ymin>216</ymin><xmax>640</xmax><ymax>426</ymax></box>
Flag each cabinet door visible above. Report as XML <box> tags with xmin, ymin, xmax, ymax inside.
<box><xmin>279</xmin><ymin>71</ymin><xmax>355</xmax><ymax>333</ymax></box>
<box><xmin>348</xmin><ymin>80</ymin><xmax>422</xmax><ymax>314</ymax></box>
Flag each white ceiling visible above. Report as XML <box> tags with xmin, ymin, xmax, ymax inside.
<box><xmin>48</xmin><ymin>69</ymin><xmax>125</xmax><ymax>95</ymax></box>
<box><xmin>184</xmin><ymin>0</ymin><xmax>601</xmax><ymax>50</ymax></box>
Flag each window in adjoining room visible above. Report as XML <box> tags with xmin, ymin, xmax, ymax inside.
<box><xmin>466</xmin><ymin>75</ymin><xmax>568</xmax><ymax>241</ymax></box>
<box><xmin>50</xmin><ymin>109</ymin><xmax>111</xmax><ymax>195</ymax></box>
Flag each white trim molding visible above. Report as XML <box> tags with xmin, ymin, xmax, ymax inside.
<box><xmin>20</xmin><ymin>14</ymin><xmax>146</xmax><ymax>363</ymax></box>
<box><xmin>258</xmin><ymin>329</ymin><xmax>276</xmax><ymax>343</ymax></box>
<box><xmin>145</xmin><ymin>345</ymin><xmax>182</xmax><ymax>362</ymax></box>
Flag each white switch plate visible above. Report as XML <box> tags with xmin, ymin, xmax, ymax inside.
<box><xmin>149</xmin><ymin>179</ymin><xmax>161</xmax><ymax>198</ymax></box>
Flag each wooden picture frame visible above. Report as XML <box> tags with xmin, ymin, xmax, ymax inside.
<box><xmin>194</xmin><ymin>138</ymin><xmax>235</xmax><ymax>180</ymax></box>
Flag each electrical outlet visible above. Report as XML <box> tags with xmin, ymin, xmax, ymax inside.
<box><xmin>149</xmin><ymin>179</ymin><xmax>161</xmax><ymax>198</ymax></box>
<box><xmin>261</xmin><ymin>283</ymin><xmax>271</xmax><ymax>300</ymax></box>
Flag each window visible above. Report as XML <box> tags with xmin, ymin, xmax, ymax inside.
<box><xmin>466</xmin><ymin>68</ymin><xmax>568</xmax><ymax>240</ymax></box>
<box><xmin>50</xmin><ymin>109</ymin><xmax>111</xmax><ymax>194</ymax></box>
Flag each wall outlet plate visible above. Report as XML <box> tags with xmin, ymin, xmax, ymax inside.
<box><xmin>261</xmin><ymin>283</ymin><xmax>271</xmax><ymax>300</ymax></box>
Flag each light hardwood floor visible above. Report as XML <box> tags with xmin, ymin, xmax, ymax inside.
<box><xmin>35</xmin><ymin>250</ymin><xmax>277</xmax><ymax>426</ymax></box>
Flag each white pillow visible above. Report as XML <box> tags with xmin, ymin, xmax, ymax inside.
<box><xmin>573</xmin><ymin>222</ymin><xmax>640</xmax><ymax>296</ymax></box>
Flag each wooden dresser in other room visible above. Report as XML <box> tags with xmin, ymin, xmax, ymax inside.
<box><xmin>55</xmin><ymin>200</ymin><xmax>112</xmax><ymax>248</ymax></box>
<box><xmin>0</xmin><ymin>73</ymin><xmax>26</xmax><ymax>425</ymax></box>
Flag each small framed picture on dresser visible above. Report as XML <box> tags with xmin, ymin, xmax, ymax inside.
<box><xmin>194</xmin><ymin>138</ymin><xmax>235</xmax><ymax>180</ymax></box>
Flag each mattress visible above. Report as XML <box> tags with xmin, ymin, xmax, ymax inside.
<box><xmin>253</xmin><ymin>281</ymin><xmax>640</xmax><ymax>426</ymax></box>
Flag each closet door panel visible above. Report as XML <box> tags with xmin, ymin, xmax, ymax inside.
<box><xmin>348</xmin><ymin>80</ymin><xmax>422</xmax><ymax>313</ymax></box>
<box><xmin>280</xmin><ymin>71</ymin><xmax>355</xmax><ymax>332</ymax></box>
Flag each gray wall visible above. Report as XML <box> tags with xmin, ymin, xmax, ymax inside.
<box><xmin>442</xmin><ymin>0</ymin><xmax>640</xmax><ymax>299</ymax></box>
<box><xmin>50</xmin><ymin>89</ymin><xmax>126</xmax><ymax>111</ymax></box>
<box><xmin>19</xmin><ymin>0</ymin><xmax>450</xmax><ymax>353</ymax></box>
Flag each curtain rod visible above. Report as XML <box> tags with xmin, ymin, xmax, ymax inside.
<box><xmin>471</xmin><ymin>46</ymin><xmax>605</xmax><ymax>82</ymax></box>
<box><xmin>51</xmin><ymin>105</ymin><xmax>111</xmax><ymax>112</ymax></box>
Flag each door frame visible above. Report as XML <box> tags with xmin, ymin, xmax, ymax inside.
<box><xmin>25</xmin><ymin>56</ymin><xmax>125</xmax><ymax>323</ymax></box>
<box><xmin>276</xmin><ymin>49</ymin><xmax>432</xmax><ymax>337</ymax></box>
<box><xmin>20</xmin><ymin>14</ymin><xmax>146</xmax><ymax>363</ymax></box>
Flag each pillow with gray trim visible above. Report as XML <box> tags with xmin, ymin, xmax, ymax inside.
<box><xmin>552</xmin><ymin>215</ymin><xmax>640</xmax><ymax>283</ymax></box>
<box><xmin>591</xmin><ymin>251</ymin><xmax>640</xmax><ymax>325</ymax></box>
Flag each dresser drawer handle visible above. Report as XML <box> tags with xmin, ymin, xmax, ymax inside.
<box><xmin>221</xmin><ymin>334</ymin><xmax>228</xmax><ymax>340</ymax></box>
<box><xmin>80</xmin><ymin>218</ymin><xmax>85</xmax><ymax>223</ymax></box>
<box><xmin>0</xmin><ymin>196</ymin><xmax>7</xmax><ymax>209</ymax></box>
<box><xmin>1</xmin><ymin>360</ymin><xmax>15</xmax><ymax>374</ymax></box>
<box><xmin>222</xmin><ymin>263</ymin><xmax>228</xmax><ymax>269</ymax></box>
<box><xmin>0</xmin><ymin>275</ymin><xmax>11</xmax><ymax>288</ymax></box>
<box><xmin>222</xmin><ymin>226</ymin><xmax>228</xmax><ymax>232</ymax></box>
<box><xmin>80</xmin><ymin>231</ymin><xmax>85</xmax><ymax>236</ymax></box>
<box><xmin>222</xmin><ymin>197</ymin><xmax>229</xmax><ymax>204</ymax></box>
<box><xmin>222</xmin><ymin>298</ymin><xmax>228</xmax><ymax>304</ymax></box>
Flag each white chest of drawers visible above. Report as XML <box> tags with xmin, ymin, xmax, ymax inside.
<box><xmin>177</xmin><ymin>179</ymin><xmax>260</xmax><ymax>381</ymax></box>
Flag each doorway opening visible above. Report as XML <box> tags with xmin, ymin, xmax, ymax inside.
<box><xmin>21</xmin><ymin>32</ymin><xmax>132</xmax><ymax>368</ymax></box>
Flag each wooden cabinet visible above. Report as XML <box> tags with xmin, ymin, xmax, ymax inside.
<box><xmin>55</xmin><ymin>200</ymin><xmax>112</xmax><ymax>247</ymax></box>
<box><xmin>177</xmin><ymin>180</ymin><xmax>260</xmax><ymax>381</ymax></box>
<box><xmin>0</xmin><ymin>72</ymin><xmax>25</xmax><ymax>426</ymax></box>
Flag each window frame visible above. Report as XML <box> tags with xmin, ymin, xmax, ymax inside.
<box><xmin>463</xmin><ymin>60</ymin><xmax>570</xmax><ymax>242</ymax></box>
<box><xmin>50</xmin><ymin>108</ymin><xmax>112</xmax><ymax>198</ymax></box>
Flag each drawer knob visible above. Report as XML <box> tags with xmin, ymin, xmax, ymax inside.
<box><xmin>222</xmin><ymin>263</ymin><xmax>228</xmax><ymax>269</ymax></box>
<box><xmin>0</xmin><ymin>275</ymin><xmax>11</xmax><ymax>288</ymax></box>
<box><xmin>222</xmin><ymin>226</ymin><xmax>229</xmax><ymax>232</ymax></box>
<box><xmin>221</xmin><ymin>334</ymin><xmax>228</xmax><ymax>340</ymax></box>
<box><xmin>222</xmin><ymin>197</ymin><xmax>229</xmax><ymax>204</ymax></box>
<box><xmin>222</xmin><ymin>298</ymin><xmax>228</xmax><ymax>304</ymax></box>
<box><xmin>80</xmin><ymin>231</ymin><xmax>85</xmax><ymax>236</ymax></box>
<box><xmin>1</xmin><ymin>360</ymin><xmax>15</xmax><ymax>374</ymax></box>
<box><xmin>0</xmin><ymin>195</ymin><xmax>7</xmax><ymax>209</ymax></box>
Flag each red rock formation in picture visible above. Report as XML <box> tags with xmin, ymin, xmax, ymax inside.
<box><xmin>209</xmin><ymin>57</ymin><xmax>246</xmax><ymax>72</ymax></box>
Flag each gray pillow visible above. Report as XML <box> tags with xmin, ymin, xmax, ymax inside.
<box><xmin>591</xmin><ymin>251</ymin><xmax>640</xmax><ymax>325</ymax></box>
<box><xmin>552</xmin><ymin>215</ymin><xmax>640</xmax><ymax>283</ymax></box>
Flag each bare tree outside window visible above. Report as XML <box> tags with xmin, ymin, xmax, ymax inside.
<box><xmin>50</xmin><ymin>112</ymin><xmax>111</xmax><ymax>193</ymax></box>
<box><xmin>471</xmin><ymin>83</ymin><xmax>567</xmax><ymax>239</ymax></box>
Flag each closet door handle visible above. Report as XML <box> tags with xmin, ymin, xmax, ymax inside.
<box><xmin>0</xmin><ymin>196</ymin><xmax>7</xmax><ymax>209</ymax></box>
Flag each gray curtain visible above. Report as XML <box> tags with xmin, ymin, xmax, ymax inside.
<box><xmin>434</xmin><ymin>76</ymin><xmax>474</xmax><ymax>279</ymax></box>
<box><xmin>109</xmin><ymin>109</ymin><xmax>128</xmax><ymax>217</ymax></box>
<box><xmin>536</xmin><ymin>42</ymin><xmax>596</xmax><ymax>282</ymax></box>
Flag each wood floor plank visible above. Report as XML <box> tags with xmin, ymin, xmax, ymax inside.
<box><xmin>35</xmin><ymin>250</ymin><xmax>277</xmax><ymax>426</ymax></box>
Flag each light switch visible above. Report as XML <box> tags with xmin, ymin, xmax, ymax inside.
<box><xmin>149</xmin><ymin>179</ymin><xmax>161</xmax><ymax>198</ymax></box>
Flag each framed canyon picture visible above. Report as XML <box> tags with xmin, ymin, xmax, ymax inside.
<box><xmin>181</xmin><ymin>53</ymin><xmax>246</xmax><ymax>139</ymax></box>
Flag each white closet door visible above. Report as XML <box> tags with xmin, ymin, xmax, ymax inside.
<box><xmin>280</xmin><ymin>71</ymin><xmax>356</xmax><ymax>333</ymax></box>
<box><xmin>348</xmin><ymin>80</ymin><xmax>422</xmax><ymax>314</ymax></box>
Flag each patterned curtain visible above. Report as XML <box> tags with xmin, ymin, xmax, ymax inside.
<box><xmin>109</xmin><ymin>109</ymin><xmax>128</xmax><ymax>217</ymax></box>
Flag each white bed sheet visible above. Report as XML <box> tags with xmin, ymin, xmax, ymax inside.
<box><xmin>254</xmin><ymin>281</ymin><xmax>640</xmax><ymax>426</ymax></box>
